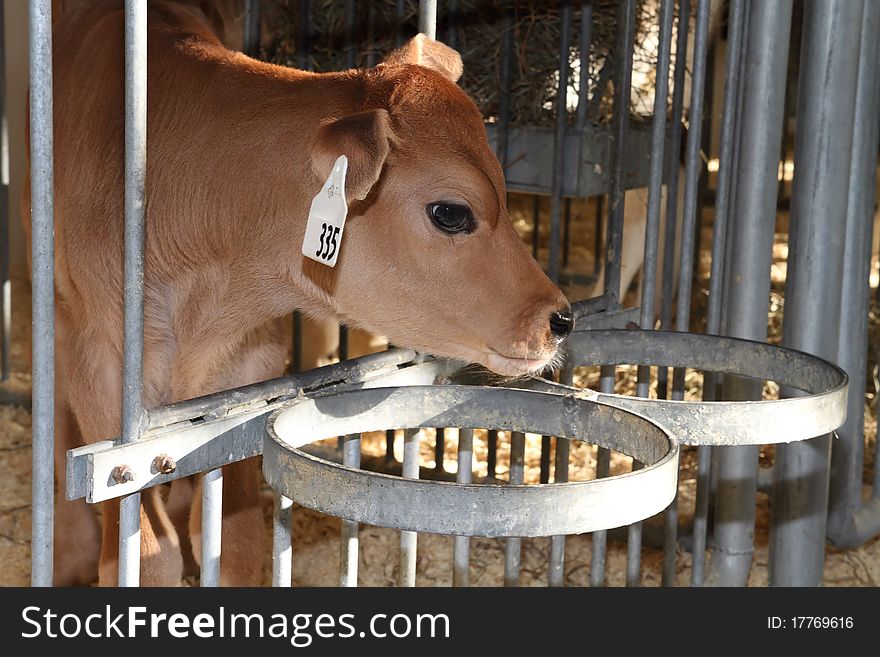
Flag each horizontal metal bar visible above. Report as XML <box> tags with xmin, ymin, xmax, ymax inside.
<box><xmin>68</xmin><ymin>357</ymin><xmax>456</xmax><ymax>502</ymax></box>
<box><xmin>146</xmin><ymin>348</ymin><xmax>417</xmax><ymax>429</ymax></box>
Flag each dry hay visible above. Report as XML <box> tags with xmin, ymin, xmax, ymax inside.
<box><xmin>262</xmin><ymin>0</ymin><xmax>683</xmax><ymax>126</ymax></box>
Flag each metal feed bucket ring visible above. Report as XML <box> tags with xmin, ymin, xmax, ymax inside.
<box><xmin>263</xmin><ymin>385</ymin><xmax>679</xmax><ymax>537</ymax></box>
<box><xmin>529</xmin><ymin>329</ymin><xmax>849</xmax><ymax>446</ymax></box>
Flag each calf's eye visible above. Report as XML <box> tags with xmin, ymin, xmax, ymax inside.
<box><xmin>426</xmin><ymin>202</ymin><xmax>476</xmax><ymax>234</ymax></box>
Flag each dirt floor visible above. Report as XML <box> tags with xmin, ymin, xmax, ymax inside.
<box><xmin>1</xmin><ymin>194</ymin><xmax>879</xmax><ymax>587</ymax></box>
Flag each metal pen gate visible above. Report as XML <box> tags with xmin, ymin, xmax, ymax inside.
<box><xmin>15</xmin><ymin>0</ymin><xmax>879</xmax><ymax>587</ymax></box>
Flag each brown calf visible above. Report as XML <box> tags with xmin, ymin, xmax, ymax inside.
<box><xmin>25</xmin><ymin>1</ymin><xmax>571</xmax><ymax>586</ymax></box>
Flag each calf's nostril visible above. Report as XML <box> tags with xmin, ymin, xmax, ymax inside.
<box><xmin>549</xmin><ymin>311</ymin><xmax>574</xmax><ymax>339</ymax></box>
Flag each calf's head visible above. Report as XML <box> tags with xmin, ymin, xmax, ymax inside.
<box><xmin>307</xmin><ymin>35</ymin><xmax>572</xmax><ymax>377</ymax></box>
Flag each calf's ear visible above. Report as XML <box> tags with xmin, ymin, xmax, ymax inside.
<box><xmin>381</xmin><ymin>33</ymin><xmax>463</xmax><ymax>83</ymax></box>
<box><xmin>310</xmin><ymin>109</ymin><xmax>393</xmax><ymax>201</ymax></box>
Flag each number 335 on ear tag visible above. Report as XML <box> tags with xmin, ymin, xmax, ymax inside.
<box><xmin>302</xmin><ymin>154</ymin><xmax>348</xmax><ymax>267</ymax></box>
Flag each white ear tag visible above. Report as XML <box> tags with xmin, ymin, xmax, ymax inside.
<box><xmin>302</xmin><ymin>155</ymin><xmax>348</xmax><ymax>267</ymax></box>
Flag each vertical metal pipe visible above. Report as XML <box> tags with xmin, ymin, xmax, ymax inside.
<box><xmin>603</xmin><ymin>0</ymin><xmax>637</xmax><ymax>306</ymax></box>
<box><xmin>272</xmin><ymin>495</ymin><xmax>294</xmax><ymax>587</ymax></box>
<box><xmin>118</xmin><ymin>0</ymin><xmax>148</xmax><ymax>588</ymax></box>
<box><xmin>629</xmin><ymin>0</ymin><xmax>674</xmax><ymax>588</ymax></box>
<box><xmin>386</xmin><ymin>429</ymin><xmax>395</xmax><ymax>461</ymax></box>
<box><xmin>497</xmin><ymin>1</ymin><xmax>514</xmax><ymax>172</ymax></box>
<box><xmin>770</xmin><ymin>0</ymin><xmax>865</xmax><ymax>587</ymax></box>
<box><xmin>0</xmin><ymin>0</ymin><xmax>8</xmax><ymax>383</ymax></box>
<box><xmin>638</xmin><ymin>0</ymin><xmax>674</xmax><ymax>335</ymax></box>
<box><xmin>486</xmin><ymin>429</ymin><xmax>498</xmax><ymax>478</ymax></box>
<box><xmin>673</xmin><ymin>0</ymin><xmax>710</xmax><ymax>341</ymax></box>
<box><xmin>589</xmin><ymin>365</ymin><xmax>615</xmax><ymax>587</ymax></box>
<box><xmin>200</xmin><ymin>469</ymin><xmax>223</xmax><ymax>587</ymax></box>
<box><xmin>243</xmin><ymin>0</ymin><xmax>261</xmax><ymax>58</ymax></box>
<box><xmin>28</xmin><ymin>0</ymin><xmax>54</xmax><ymax>587</ymax></box>
<box><xmin>704</xmin><ymin>0</ymin><xmax>746</xmax><ymax>341</ymax></box>
<box><xmin>658</xmin><ymin>0</ymin><xmax>689</xmax><ymax>335</ymax></box>
<box><xmin>453</xmin><ymin>428</ymin><xmax>473</xmax><ymax>587</ymax></box>
<box><xmin>504</xmin><ymin>431</ymin><xmax>525</xmax><ymax>586</ymax></box>
<box><xmin>695</xmin><ymin>2</ymin><xmax>751</xmax><ymax>585</ymax></box>
<box><xmin>399</xmin><ymin>428</ymin><xmax>420</xmax><ymax>586</ymax></box>
<box><xmin>547</xmin><ymin>0</ymin><xmax>573</xmax><ymax>283</ymax></box>
<box><xmin>707</xmin><ymin>0</ymin><xmax>793</xmax><ymax>588</ymax></box>
<box><xmin>575</xmin><ymin>1</ymin><xmax>593</xmax><ymax>131</ymax></box>
<box><xmin>340</xmin><ymin>434</ymin><xmax>361</xmax><ymax>586</ymax></box>
<box><xmin>419</xmin><ymin>0</ymin><xmax>437</xmax><ymax>39</ymax></box>
<box><xmin>539</xmin><ymin>435</ymin><xmax>552</xmax><ymax>483</ymax></box>
<box><xmin>826</xmin><ymin>0</ymin><xmax>880</xmax><ymax>546</ymax></box>
<box><xmin>434</xmin><ymin>427</ymin><xmax>445</xmax><ymax>472</ymax></box>
<box><xmin>548</xmin><ymin>436</ymin><xmax>570</xmax><ymax>587</ymax></box>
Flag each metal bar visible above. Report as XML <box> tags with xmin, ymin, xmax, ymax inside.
<box><xmin>28</xmin><ymin>0</ymin><xmax>54</xmax><ymax>587</ymax></box>
<box><xmin>340</xmin><ymin>434</ymin><xmax>361</xmax><ymax>586</ymax></box>
<box><xmin>146</xmin><ymin>348</ymin><xmax>417</xmax><ymax>429</ymax></box>
<box><xmin>539</xmin><ymin>435</ymin><xmax>551</xmax><ymax>483</ymax></box>
<box><xmin>705</xmin><ymin>0</ymin><xmax>746</xmax><ymax>340</ymax></box>
<box><xmin>638</xmin><ymin>0</ymin><xmax>674</xmax><ymax>334</ymax></box>
<box><xmin>200</xmin><ymin>468</ymin><xmax>222</xmax><ymax>587</ymax></box>
<box><xmin>826</xmin><ymin>0</ymin><xmax>880</xmax><ymax>549</ymax></box>
<box><xmin>707</xmin><ymin>0</ymin><xmax>793</xmax><ymax>588</ymax></box>
<box><xmin>630</xmin><ymin>0</ymin><xmax>674</xmax><ymax>588</ymax></box>
<box><xmin>673</xmin><ymin>0</ymin><xmax>710</xmax><ymax>338</ymax></box>
<box><xmin>575</xmin><ymin>0</ymin><xmax>593</xmax><ymax>131</ymax></box>
<box><xmin>769</xmin><ymin>0</ymin><xmax>865</xmax><ymax>587</ymax></box>
<box><xmin>696</xmin><ymin>2</ymin><xmax>750</xmax><ymax>584</ymax></box>
<box><xmin>548</xmin><ymin>435</ymin><xmax>570</xmax><ymax>587</ymax></box>
<box><xmin>547</xmin><ymin>0</ymin><xmax>573</xmax><ymax>283</ymax></box>
<box><xmin>497</xmin><ymin>1</ymin><xmax>514</xmax><ymax>171</ymax></box>
<box><xmin>0</xmin><ymin>0</ymin><xmax>8</xmax><ymax>383</ymax></box>
<box><xmin>434</xmin><ymin>427</ymin><xmax>445</xmax><ymax>471</ymax></box>
<box><xmin>272</xmin><ymin>495</ymin><xmax>294</xmax><ymax>587</ymax></box>
<box><xmin>419</xmin><ymin>0</ymin><xmax>437</xmax><ymax>39</ymax></box>
<box><xmin>670</xmin><ymin>0</ymin><xmax>712</xmax><ymax>398</ymax></box>
<box><xmin>603</xmin><ymin>0</ymin><xmax>637</xmax><ymax>306</ymax></box>
<box><xmin>452</xmin><ymin>428</ymin><xmax>473</xmax><ymax>587</ymax></box>
<box><xmin>118</xmin><ymin>0</ymin><xmax>148</xmax><ymax>588</ymax></box>
<box><xmin>589</xmin><ymin>365</ymin><xmax>614</xmax><ymax>587</ymax></box>
<box><xmin>487</xmin><ymin>429</ymin><xmax>498</xmax><ymax>478</ymax></box>
<box><xmin>503</xmin><ymin>431</ymin><xmax>525</xmax><ymax>586</ymax></box>
<box><xmin>658</xmin><ymin>0</ymin><xmax>689</xmax><ymax>338</ymax></box>
<box><xmin>386</xmin><ymin>429</ymin><xmax>395</xmax><ymax>460</ymax></box>
<box><xmin>243</xmin><ymin>0</ymin><xmax>261</xmax><ymax>58</ymax></box>
<box><xmin>399</xmin><ymin>428</ymin><xmax>420</xmax><ymax>586</ymax></box>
